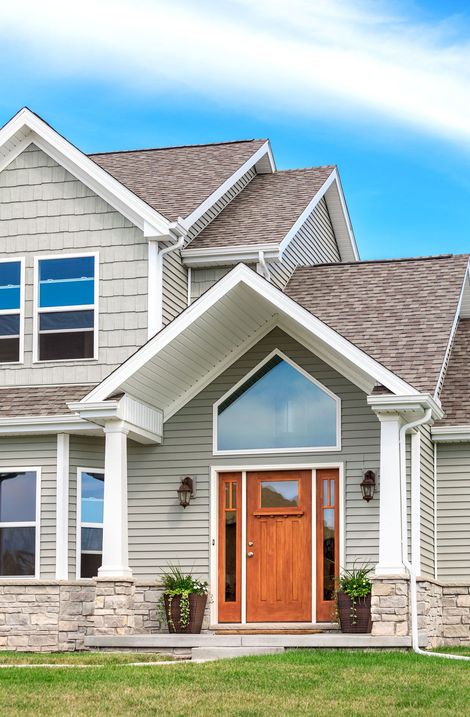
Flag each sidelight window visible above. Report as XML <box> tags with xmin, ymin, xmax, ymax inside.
<box><xmin>215</xmin><ymin>350</ymin><xmax>340</xmax><ymax>454</ymax></box>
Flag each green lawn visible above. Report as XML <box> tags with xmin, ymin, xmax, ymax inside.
<box><xmin>0</xmin><ymin>649</ymin><xmax>469</xmax><ymax>717</ymax></box>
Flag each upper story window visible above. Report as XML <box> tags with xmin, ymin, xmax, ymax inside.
<box><xmin>0</xmin><ymin>470</ymin><xmax>38</xmax><ymax>577</ymax></box>
<box><xmin>0</xmin><ymin>259</ymin><xmax>24</xmax><ymax>364</ymax></box>
<box><xmin>214</xmin><ymin>350</ymin><xmax>340</xmax><ymax>454</ymax></box>
<box><xmin>35</xmin><ymin>254</ymin><xmax>98</xmax><ymax>362</ymax></box>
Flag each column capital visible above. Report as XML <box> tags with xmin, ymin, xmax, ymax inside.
<box><xmin>103</xmin><ymin>419</ymin><xmax>130</xmax><ymax>436</ymax></box>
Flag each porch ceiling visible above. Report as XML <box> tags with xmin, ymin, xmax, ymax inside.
<box><xmin>88</xmin><ymin>268</ymin><xmax>416</xmax><ymax>422</ymax></box>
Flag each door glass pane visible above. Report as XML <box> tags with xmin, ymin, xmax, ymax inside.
<box><xmin>260</xmin><ymin>480</ymin><xmax>299</xmax><ymax>508</ymax></box>
<box><xmin>231</xmin><ymin>482</ymin><xmax>237</xmax><ymax>509</ymax></box>
<box><xmin>0</xmin><ymin>471</ymin><xmax>36</xmax><ymax>522</ymax></box>
<box><xmin>217</xmin><ymin>356</ymin><xmax>337</xmax><ymax>450</ymax></box>
<box><xmin>322</xmin><ymin>479</ymin><xmax>328</xmax><ymax>507</ymax></box>
<box><xmin>81</xmin><ymin>472</ymin><xmax>104</xmax><ymax>523</ymax></box>
<box><xmin>224</xmin><ymin>510</ymin><xmax>237</xmax><ymax>602</ymax></box>
<box><xmin>0</xmin><ymin>526</ymin><xmax>35</xmax><ymax>576</ymax></box>
<box><xmin>323</xmin><ymin>507</ymin><xmax>335</xmax><ymax>601</ymax></box>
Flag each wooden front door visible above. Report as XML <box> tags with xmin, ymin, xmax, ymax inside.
<box><xmin>316</xmin><ymin>469</ymin><xmax>340</xmax><ymax>621</ymax></box>
<box><xmin>246</xmin><ymin>470</ymin><xmax>312</xmax><ymax>622</ymax></box>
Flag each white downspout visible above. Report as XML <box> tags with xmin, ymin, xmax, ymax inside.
<box><xmin>399</xmin><ymin>409</ymin><xmax>470</xmax><ymax>661</ymax></box>
<box><xmin>149</xmin><ymin>233</ymin><xmax>185</xmax><ymax>338</ymax></box>
<box><xmin>257</xmin><ymin>250</ymin><xmax>271</xmax><ymax>281</ymax></box>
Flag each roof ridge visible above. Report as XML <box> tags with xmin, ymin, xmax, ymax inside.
<box><xmin>89</xmin><ymin>138</ymin><xmax>267</xmax><ymax>157</ymax></box>
<box><xmin>275</xmin><ymin>165</ymin><xmax>336</xmax><ymax>174</ymax></box>
<box><xmin>294</xmin><ymin>254</ymin><xmax>467</xmax><ymax>270</ymax></box>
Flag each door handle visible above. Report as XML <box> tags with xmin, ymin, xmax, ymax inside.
<box><xmin>247</xmin><ymin>551</ymin><xmax>254</xmax><ymax>558</ymax></box>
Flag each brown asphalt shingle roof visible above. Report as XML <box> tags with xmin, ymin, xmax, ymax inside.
<box><xmin>89</xmin><ymin>139</ymin><xmax>266</xmax><ymax>222</ymax></box>
<box><xmin>187</xmin><ymin>167</ymin><xmax>335</xmax><ymax>250</ymax></box>
<box><xmin>436</xmin><ymin>319</ymin><xmax>470</xmax><ymax>425</ymax></box>
<box><xmin>0</xmin><ymin>385</ymin><xmax>93</xmax><ymax>418</ymax></box>
<box><xmin>284</xmin><ymin>254</ymin><xmax>469</xmax><ymax>394</ymax></box>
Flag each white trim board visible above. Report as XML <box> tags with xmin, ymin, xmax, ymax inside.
<box><xmin>82</xmin><ymin>264</ymin><xmax>418</xmax><ymax>407</ymax></box>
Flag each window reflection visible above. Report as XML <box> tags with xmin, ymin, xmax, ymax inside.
<box><xmin>217</xmin><ymin>355</ymin><xmax>337</xmax><ymax>451</ymax></box>
<box><xmin>260</xmin><ymin>481</ymin><xmax>299</xmax><ymax>508</ymax></box>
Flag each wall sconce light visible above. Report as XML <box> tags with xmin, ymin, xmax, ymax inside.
<box><xmin>177</xmin><ymin>476</ymin><xmax>194</xmax><ymax>508</ymax></box>
<box><xmin>360</xmin><ymin>470</ymin><xmax>376</xmax><ymax>502</ymax></box>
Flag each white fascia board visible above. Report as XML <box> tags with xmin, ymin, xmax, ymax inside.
<box><xmin>0</xmin><ymin>414</ymin><xmax>98</xmax><ymax>435</ymax></box>
<box><xmin>324</xmin><ymin>169</ymin><xmax>360</xmax><ymax>262</ymax></box>
<box><xmin>179</xmin><ymin>141</ymin><xmax>274</xmax><ymax>232</ymax></box>
<box><xmin>0</xmin><ymin>108</ymin><xmax>171</xmax><ymax>237</ymax></box>
<box><xmin>367</xmin><ymin>393</ymin><xmax>444</xmax><ymax>421</ymax></box>
<box><xmin>82</xmin><ymin>263</ymin><xmax>417</xmax><ymax>405</ymax></box>
<box><xmin>278</xmin><ymin>170</ymin><xmax>336</xmax><ymax>256</ymax></box>
<box><xmin>434</xmin><ymin>260</ymin><xmax>470</xmax><ymax>401</ymax></box>
<box><xmin>431</xmin><ymin>425</ymin><xmax>470</xmax><ymax>442</ymax></box>
<box><xmin>182</xmin><ymin>243</ymin><xmax>280</xmax><ymax>267</ymax></box>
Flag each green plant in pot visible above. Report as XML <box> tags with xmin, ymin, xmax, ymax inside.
<box><xmin>336</xmin><ymin>564</ymin><xmax>372</xmax><ymax>633</ymax></box>
<box><xmin>158</xmin><ymin>565</ymin><xmax>209</xmax><ymax>634</ymax></box>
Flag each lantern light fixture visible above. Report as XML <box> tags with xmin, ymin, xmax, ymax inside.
<box><xmin>360</xmin><ymin>470</ymin><xmax>376</xmax><ymax>502</ymax></box>
<box><xmin>177</xmin><ymin>476</ymin><xmax>194</xmax><ymax>508</ymax></box>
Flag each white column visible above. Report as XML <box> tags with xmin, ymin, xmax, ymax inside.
<box><xmin>98</xmin><ymin>421</ymin><xmax>132</xmax><ymax>578</ymax></box>
<box><xmin>375</xmin><ymin>413</ymin><xmax>407</xmax><ymax>576</ymax></box>
<box><xmin>55</xmin><ymin>433</ymin><xmax>70</xmax><ymax>580</ymax></box>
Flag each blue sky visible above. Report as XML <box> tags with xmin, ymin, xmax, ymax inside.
<box><xmin>1</xmin><ymin>0</ymin><xmax>470</xmax><ymax>260</ymax></box>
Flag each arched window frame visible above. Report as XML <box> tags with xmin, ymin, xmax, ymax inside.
<box><xmin>213</xmin><ymin>349</ymin><xmax>341</xmax><ymax>455</ymax></box>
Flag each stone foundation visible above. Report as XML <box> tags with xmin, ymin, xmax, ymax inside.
<box><xmin>371</xmin><ymin>576</ymin><xmax>470</xmax><ymax>648</ymax></box>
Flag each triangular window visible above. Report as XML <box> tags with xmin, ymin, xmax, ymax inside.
<box><xmin>215</xmin><ymin>351</ymin><xmax>340</xmax><ymax>453</ymax></box>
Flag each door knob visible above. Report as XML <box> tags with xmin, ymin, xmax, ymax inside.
<box><xmin>247</xmin><ymin>551</ymin><xmax>254</xmax><ymax>558</ymax></box>
<box><xmin>248</xmin><ymin>541</ymin><xmax>254</xmax><ymax>546</ymax></box>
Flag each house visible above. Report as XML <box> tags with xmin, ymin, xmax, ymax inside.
<box><xmin>0</xmin><ymin>107</ymin><xmax>468</xmax><ymax>652</ymax></box>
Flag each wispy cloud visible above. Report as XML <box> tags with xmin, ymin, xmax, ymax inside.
<box><xmin>1</xmin><ymin>0</ymin><xmax>470</xmax><ymax>141</ymax></box>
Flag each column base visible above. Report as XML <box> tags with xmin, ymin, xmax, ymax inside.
<box><xmin>374</xmin><ymin>564</ymin><xmax>408</xmax><ymax>578</ymax></box>
<box><xmin>98</xmin><ymin>566</ymin><xmax>133</xmax><ymax>579</ymax></box>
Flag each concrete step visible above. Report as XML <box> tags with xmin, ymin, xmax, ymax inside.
<box><xmin>85</xmin><ymin>633</ymin><xmax>426</xmax><ymax>650</ymax></box>
<box><xmin>192</xmin><ymin>646</ymin><xmax>284</xmax><ymax>661</ymax></box>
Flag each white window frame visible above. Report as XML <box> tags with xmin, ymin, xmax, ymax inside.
<box><xmin>0</xmin><ymin>466</ymin><xmax>41</xmax><ymax>579</ymax></box>
<box><xmin>213</xmin><ymin>349</ymin><xmax>341</xmax><ymax>456</ymax></box>
<box><xmin>33</xmin><ymin>251</ymin><xmax>99</xmax><ymax>363</ymax></box>
<box><xmin>76</xmin><ymin>466</ymin><xmax>104</xmax><ymax>580</ymax></box>
<box><xmin>0</xmin><ymin>256</ymin><xmax>25</xmax><ymax>365</ymax></box>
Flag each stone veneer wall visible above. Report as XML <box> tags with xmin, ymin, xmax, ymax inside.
<box><xmin>372</xmin><ymin>576</ymin><xmax>470</xmax><ymax>648</ymax></box>
<box><xmin>0</xmin><ymin>580</ymin><xmax>161</xmax><ymax>651</ymax></box>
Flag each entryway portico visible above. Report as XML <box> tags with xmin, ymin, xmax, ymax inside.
<box><xmin>69</xmin><ymin>265</ymin><xmax>444</xmax><ymax>638</ymax></box>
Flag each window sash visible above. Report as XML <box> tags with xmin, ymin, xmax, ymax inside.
<box><xmin>77</xmin><ymin>468</ymin><xmax>104</xmax><ymax>579</ymax></box>
<box><xmin>0</xmin><ymin>468</ymin><xmax>39</xmax><ymax>579</ymax></box>
<box><xmin>0</xmin><ymin>259</ymin><xmax>24</xmax><ymax>364</ymax></box>
<box><xmin>35</xmin><ymin>254</ymin><xmax>98</xmax><ymax>362</ymax></box>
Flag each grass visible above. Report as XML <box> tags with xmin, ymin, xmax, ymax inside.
<box><xmin>0</xmin><ymin>651</ymin><xmax>174</xmax><ymax>665</ymax></box>
<box><xmin>0</xmin><ymin>649</ymin><xmax>469</xmax><ymax>716</ymax></box>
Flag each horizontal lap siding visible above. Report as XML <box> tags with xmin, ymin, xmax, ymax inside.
<box><xmin>0</xmin><ymin>144</ymin><xmax>148</xmax><ymax>385</ymax></box>
<box><xmin>68</xmin><ymin>435</ymin><xmax>105</xmax><ymax>580</ymax></box>
<box><xmin>269</xmin><ymin>197</ymin><xmax>340</xmax><ymax>289</ymax></box>
<box><xmin>0</xmin><ymin>435</ymin><xmax>57</xmax><ymax>578</ymax></box>
<box><xmin>127</xmin><ymin>328</ymin><xmax>380</xmax><ymax>580</ymax></box>
<box><xmin>436</xmin><ymin>443</ymin><xmax>470</xmax><ymax>580</ymax></box>
<box><xmin>420</xmin><ymin>426</ymin><xmax>435</xmax><ymax>577</ymax></box>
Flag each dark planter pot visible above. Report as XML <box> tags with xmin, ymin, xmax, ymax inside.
<box><xmin>163</xmin><ymin>593</ymin><xmax>207</xmax><ymax>634</ymax></box>
<box><xmin>337</xmin><ymin>592</ymin><xmax>372</xmax><ymax>633</ymax></box>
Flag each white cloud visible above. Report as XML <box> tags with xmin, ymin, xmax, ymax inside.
<box><xmin>1</xmin><ymin>0</ymin><xmax>470</xmax><ymax>141</ymax></box>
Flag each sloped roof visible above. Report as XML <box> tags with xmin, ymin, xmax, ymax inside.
<box><xmin>285</xmin><ymin>254</ymin><xmax>469</xmax><ymax>394</ymax></box>
<box><xmin>89</xmin><ymin>139</ymin><xmax>266</xmax><ymax>221</ymax></box>
<box><xmin>435</xmin><ymin>319</ymin><xmax>470</xmax><ymax>425</ymax></box>
<box><xmin>0</xmin><ymin>385</ymin><xmax>93</xmax><ymax>418</ymax></box>
<box><xmin>186</xmin><ymin>167</ymin><xmax>335</xmax><ymax>250</ymax></box>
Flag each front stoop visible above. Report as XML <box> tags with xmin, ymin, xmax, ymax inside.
<box><xmin>85</xmin><ymin>632</ymin><xmax>427</xmax><ymax>658</ymax></box>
